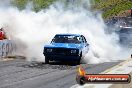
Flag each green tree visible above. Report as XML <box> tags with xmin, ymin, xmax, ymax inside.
<box><xmin>32</xmin><ymin>0</ymin><xmax>56</xmax><ymax>12</ymax></box>
<box><xmin>12</xmin><ymin>0</ymin><xmax>28</xmax><ymax>10</ymax></box>
<box><xmin>12</xmin><ymin>0</ymin><xmax>56</xmax><ymax>11</ymax></box>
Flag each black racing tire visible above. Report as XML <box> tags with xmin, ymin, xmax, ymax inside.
<box><xmin>45</xmin><ymin>57</ymin><xmax>49</xmax><ymax>64</ymax></box>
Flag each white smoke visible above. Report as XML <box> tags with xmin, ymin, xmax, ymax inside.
<box><xmin>0</xmin><ymin>0</ymin><xmax>129</xmax><ymax>63</ymax></box>
<box><xmin>0</xmin><ymin>0</ymin><xmax>11</xmax><ymax>7</ymax></box>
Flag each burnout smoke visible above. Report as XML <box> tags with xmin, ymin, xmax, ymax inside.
<box><xmin>0</xmin><ymin>0</ymin><xmax>128</xmax><ymax>63</ymax></box>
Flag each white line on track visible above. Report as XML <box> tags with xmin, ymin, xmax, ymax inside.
<box><xmin>71</xmin><ymin>58</ymin><xmax>132</xmax><ymax>88</ymax></box>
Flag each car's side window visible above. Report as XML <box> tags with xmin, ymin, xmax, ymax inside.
<box><xmin>83</xmin><ymin>36</ymin><xmax>87</xmax><ymax>43</ymax></box>
<box><xmin>79</xmin><ymin>36</ymin><xmax>83</xmax><ymax>43</ymax></box>
<box><xmin>81</xmin><ymin>35</ymin><xmax>87</xmax><ymax>43</ymax></box>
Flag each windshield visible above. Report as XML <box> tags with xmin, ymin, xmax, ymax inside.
<box><xmin>52</xmin><ymin>35</ymin><xmax>81</xmax><ymax>44</ymax></box>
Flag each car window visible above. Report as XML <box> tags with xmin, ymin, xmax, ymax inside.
<box><xmin>52</xmin><ymin>35</ymin><xmax>81</xmax><ymax>44</ymax></box>
<box><xmin>81</xmin><ymin>35</ymin><xmax>87</xmax><ymax>43</ymax></box>
<box><xmin>83</xmin><ymin>36</ymin><xmax>87</xmax><ymax>43</ymax></box>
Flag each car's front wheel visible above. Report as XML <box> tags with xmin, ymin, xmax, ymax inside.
<box><xmin>45</xmin><ymin>57</ymin><xmax>49</xmax><ymax>64</ymax></box>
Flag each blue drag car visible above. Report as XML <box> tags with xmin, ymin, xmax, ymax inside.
<box><xmin>43</xmin><ymin>34</ymin><xmax>89</xmax><ymax>64</ymax></box>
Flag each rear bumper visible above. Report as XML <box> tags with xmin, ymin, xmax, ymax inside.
<box><xmin>44</xmin><ymin>54</ymin><xmax>80</xmax><ymax>61</ymax></box>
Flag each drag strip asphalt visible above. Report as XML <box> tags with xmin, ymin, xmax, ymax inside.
<box><xmin>0</xmin><ymin>59</ymin><xmax>122</xmax><ymax>88</ymax></box>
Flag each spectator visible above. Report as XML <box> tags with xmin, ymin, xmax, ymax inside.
<box><xmin>0</xmin><ymin>28</ymin><xmax>7</xmax><ymax>40</ymax></box>
<box><xmin>131</xmin><ymin>8</ymin><xmax>132</xmax><ymax>17</ymax></box>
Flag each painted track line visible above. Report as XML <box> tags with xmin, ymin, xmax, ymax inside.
<box><xmin>101</xmin><ymin>58</ymin><xmax>132</xmax><ymax>74</ymax></box>
<box><xmin>0</xmin><ymin>58</ymin><xmax>15</xmax><ymax>61</ymax></box>
<box><xmin>71</xmin><ymin>58</ymin><xmax>132</xmax><ymax>88</ymax></box>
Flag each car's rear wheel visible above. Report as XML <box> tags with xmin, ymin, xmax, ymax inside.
<box><xmin>45</xmin><ymin>57</ymin><xmax>49</xmax><ymax>64</ymax></box>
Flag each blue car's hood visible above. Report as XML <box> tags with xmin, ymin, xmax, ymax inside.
<box><xmin>44</xmin><ymin>43</ymin><xmax>82</xmax><ymax>49</ymax></box>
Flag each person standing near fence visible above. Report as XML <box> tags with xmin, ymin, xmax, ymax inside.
<box><xmin>0</xmin><ymin>28</ymin><xmax>7</xmax><ymax>40</ymax></box>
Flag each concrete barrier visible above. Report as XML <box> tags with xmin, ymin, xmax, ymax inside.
<box><xmin>0</xmin><ymin>40</ymin><xmax>16</xmax><ymax>58</ymax></box>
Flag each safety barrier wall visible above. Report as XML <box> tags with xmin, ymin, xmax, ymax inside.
<box><xmin>0</xmin><ymin>40</ymin><xmax>16</xmax><ymax>58</ymax></box>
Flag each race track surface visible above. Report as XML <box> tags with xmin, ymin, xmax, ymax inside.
<box><xmin>0</xmin><ymin>59</ymin><xmax>121</xmax><ymax>88</ymax></box>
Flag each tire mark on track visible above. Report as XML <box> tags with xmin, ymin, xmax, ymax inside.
<box><xmin>0</xmin><ymin>69</ymin><xmax>59</xmax><ymax>88</ymax></box>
